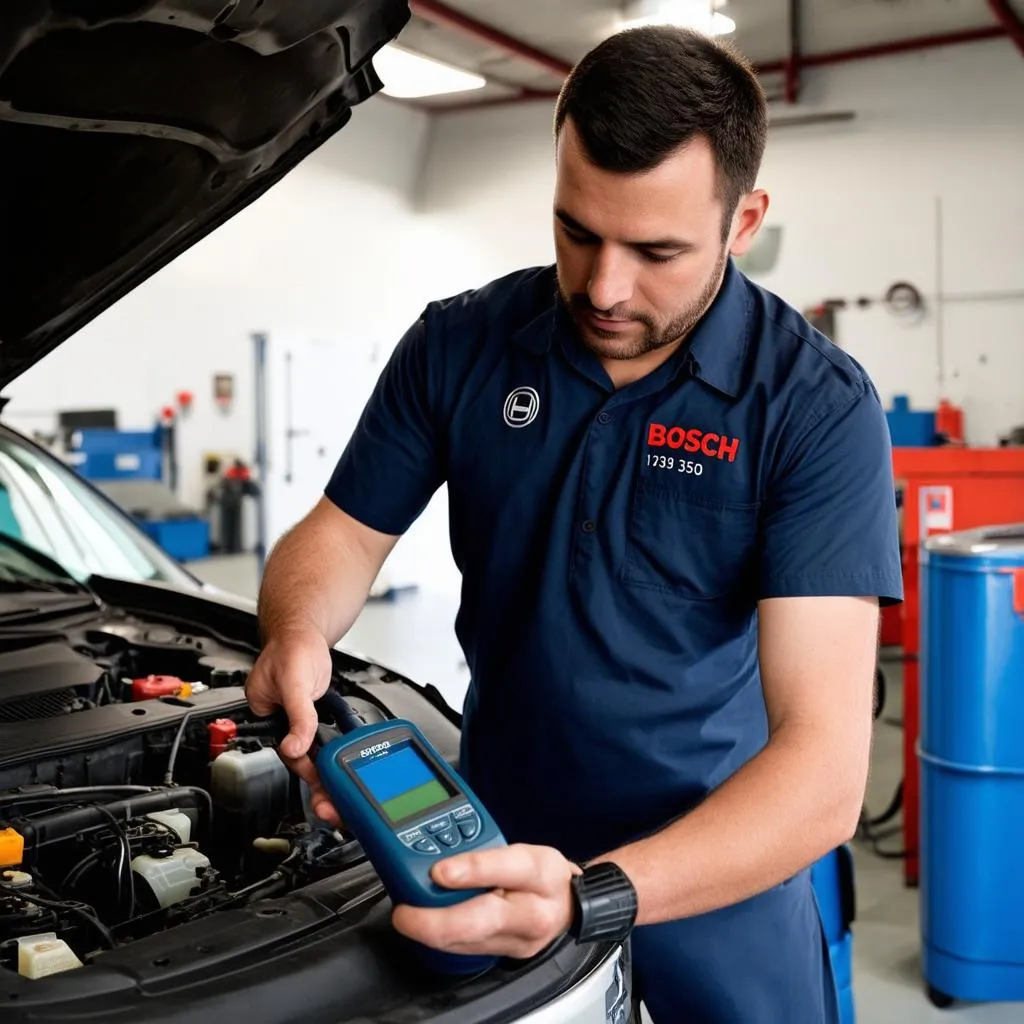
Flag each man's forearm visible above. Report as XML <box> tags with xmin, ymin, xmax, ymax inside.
<box><xmin>590</xmin><ymin>728</ymin><xmax>865</xmax><ymax>926</ymax></box>
<box><xmin>257</xmin><ymin>497</ymin><xmax>397</xmax><ymax>648</ymax></box>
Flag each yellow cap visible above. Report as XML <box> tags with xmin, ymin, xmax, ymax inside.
<box><xmin>0</xmin><ymin>827</ymin><xmax>24</xmax><ymax>868</ymax></box>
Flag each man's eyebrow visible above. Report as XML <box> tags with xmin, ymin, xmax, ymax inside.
<box><xmin>555</xmin><ymin>207</ymin><xmax>695</xmax><ymax>251</ymax></box>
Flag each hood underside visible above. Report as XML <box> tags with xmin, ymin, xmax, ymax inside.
<box><xmin>0</xmin><ymin>0</ymin><xmax>410</xmax><ymax>388</ymax></box>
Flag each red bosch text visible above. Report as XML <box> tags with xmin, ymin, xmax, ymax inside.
<box><xmin>647</xmin><ymin>423</ymin><xmax>741</xmax><ymax>463</ymax></box>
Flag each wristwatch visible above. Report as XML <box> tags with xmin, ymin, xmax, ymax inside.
<box><xmin>567</xmin><ymin>861</ymin><xmax>638</xmax><ymax>944</ymax></box>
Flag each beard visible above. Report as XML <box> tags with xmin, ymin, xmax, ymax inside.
<box><xmin>559</xmin><ymin>245</ymin><xmax>729</xmax><ymax>361</ymax></box>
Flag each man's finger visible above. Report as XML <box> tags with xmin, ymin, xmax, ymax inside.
<box><xmin>431</xmin><ymin>845</ymin><xmax>564</xmax><ymax>894</ymax></box>
<box><xmin>310</xmin><ymin>787</ymin><xmax>343</xmax><ymax>828</ymax></box>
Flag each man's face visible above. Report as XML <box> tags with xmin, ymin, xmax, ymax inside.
<box><xmin>553</xmin><ymin>119</ymin><xmax>761</xmax><ymax>370</ymax></box>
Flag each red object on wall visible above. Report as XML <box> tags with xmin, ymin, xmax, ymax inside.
<box><xmin>131</xmin><ymin>675</ymin><xmax>189</xmax><ymax>701</ymax></box>
<box><xmin>935</xmin><ymin>400</ymin><xmax>965</xmax><ymax>444</ymax></box>
<box><xmin>892</xmin><ymin>447</ymin><xmax>1024</xmax><ymax>886</ymax></box>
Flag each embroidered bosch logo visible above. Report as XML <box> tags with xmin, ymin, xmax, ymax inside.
<box><xmin>503</xmin><ymin>387</ymin><xmax>540</xmax><ymax>428</ymax></box>
<box><xmin>647</xmin><ymin>423</ymin><xmax>741</xmax><ymax>462</ymax></box>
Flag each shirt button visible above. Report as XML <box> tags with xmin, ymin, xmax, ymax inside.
<box><xmin>582</xmin><ymin>520</ymin><xmax>597</xmax><ymax>534</ymax></box>
<box><xmin>597</xmin><ymin>412</ymin><xmax>613</xmax><ymax>425</ymax></box>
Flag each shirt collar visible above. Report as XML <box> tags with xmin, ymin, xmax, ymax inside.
<box><xmin>684</xmin><ymin>257</ymin><xmax>754</xmax><ymax>399</ymax></box>
<box><xmin>511</xmin><ymin>259</ymin><xmax>754</xmax><ymax>399</ymax></box>
<box><xmin>511</xmin><ymin>276</ymin><xmax>559</xmax><ymax>355</ymax></box>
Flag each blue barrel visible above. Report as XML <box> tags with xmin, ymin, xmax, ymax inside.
<box><xmin>811</xmin><ymin>847</ymin><xmax>856</xmax><ymax>1024</ymax></box>
<box><xmin>919</xmin><ymin>524</ymin><xmax>1024</xmax><ymax>1006</ymax></box>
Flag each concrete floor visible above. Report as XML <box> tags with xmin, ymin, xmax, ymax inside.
<box><xmin>187</xmin><ymin>553</ymin><xmax>1021</xmax><ymax>1023</ymax></box>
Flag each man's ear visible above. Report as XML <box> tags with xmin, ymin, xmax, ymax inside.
<box><xmin>728</xmin><ymin>189</ymin><xmax>770</xmax><ymax>257</ymax></box>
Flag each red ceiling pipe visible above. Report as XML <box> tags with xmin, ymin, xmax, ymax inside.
<box><xmin>758</xmin><ymin>24</ymin><xmax>1005</xmax><ymax>73</ymax></box>
<box><xmin>429</xmin><ymin>23</ymin><xmax>1008</xmax><ymax>115</ymax></box>
<box><xmin>987</xmin><ymin>0</ymin><xmax>1024</xmax><ymax>57</ymax></box>
<box><xmin>408</xmin><ymin>0</ymin><xmax>573</xmax><ymax>78</ymax></box>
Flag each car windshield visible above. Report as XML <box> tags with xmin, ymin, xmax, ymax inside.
<box><xmin>0</xmin><ymin>428</ymin><xmax>198</xmax><ymax>588</ymax></box>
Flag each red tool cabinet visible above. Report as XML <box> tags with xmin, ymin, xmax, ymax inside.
<box><xmin>890</xmin><ymin>447</ymin><xmax>1024</xmax><ymax>886</ymax></box>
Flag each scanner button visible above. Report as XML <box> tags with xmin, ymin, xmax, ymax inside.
<box><xmin>436</xmin><ymin>828</ymin><xmax>461</xmax><ymax>848</ymax></box>
<box><xmin>425</xmin><ymin>816</ymin><xmax>452</xmax><ymax>834</ymax></box>
<box><xmin>413</xmin><ymin>838</ymin><xmax>441</xmax><ymax>855</ymax></box>
<box><xmin>451</xmin><ymin>805</ymin><xmax>475</xmax><ymax>821</ymax></box>
<box><xmin>457</xmin><ymin>816</ymin><xmax>481</xmax><ymax>841</ymax></box>
<box><xmin>399</xmin><ymin>828</ymin><xmax>425</xmax><ymax>845</ymax></box>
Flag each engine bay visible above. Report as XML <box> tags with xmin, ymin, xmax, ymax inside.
<box><xmin>0</xmin><ymin>607</ymin><xmax>413</xmax><ymax>982</ymax></box>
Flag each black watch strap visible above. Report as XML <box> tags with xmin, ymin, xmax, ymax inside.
<box><xmin>568</xmin><ymin>862</ymin><xmax>638</xmax><ymax>944</ymax></box>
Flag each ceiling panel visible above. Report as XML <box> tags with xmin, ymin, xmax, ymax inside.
<box><xmin>390</xmin><ymin>0</ymin><xmax>1009</xmax><ymax>110</ymax></box>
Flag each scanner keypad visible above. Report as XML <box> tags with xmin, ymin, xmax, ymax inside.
<box><xmin>400</xmin><ymin>805</ymin><xmax>483</xmax><ymax>854</ymax></box>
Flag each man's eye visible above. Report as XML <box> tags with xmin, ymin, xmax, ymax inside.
<box><xmin>641</xmin><ymin>250</ymin><xmax>681</xmax><ymax>265</ymax></box>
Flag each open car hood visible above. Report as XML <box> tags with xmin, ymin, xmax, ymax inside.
<box><xmin>0</xmin><ymin>0</ymin><xmax>410</xmax><ymax>388</ymax></box>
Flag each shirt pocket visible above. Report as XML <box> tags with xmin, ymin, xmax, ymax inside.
<box><xmin>623</xmin><ymin>478</ymin><xmax>761</xmax><ymax>601</ymax></box>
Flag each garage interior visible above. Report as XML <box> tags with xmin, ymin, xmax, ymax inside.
<box><xmin>3</xmin><ymin>0</ymin><xmax>1024</xmax><ymax>1021</ymax></box>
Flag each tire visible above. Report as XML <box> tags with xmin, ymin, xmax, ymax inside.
<box><xmin>927</xmin><ymin>984</ymin><xmax>954</xmax><ymax>1009</ymax></box>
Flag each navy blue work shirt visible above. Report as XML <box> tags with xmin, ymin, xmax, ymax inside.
<box><xmin>325</xmin><ymin>259</ymin><xmax>902</xmax><ymax>1016</ymax></box>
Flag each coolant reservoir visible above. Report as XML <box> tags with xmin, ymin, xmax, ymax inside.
<box><xmin>211</xmin><ymin>746</ymin><xmax>289</xmax><ymax>828</ymax></box>
<box><xmin>145</xmin><ymin>809</ymin><xmax>192</xmax><ymax>844</ymax></box>
<box><xmin>131</xmin><ymin>848</ymin><xmax>211</xmax><ymax>909</ymax></box>
<box><xmin>17</xmin><ymin>933</ymin><xmax>82</xmax><ymax>979</ymax></box>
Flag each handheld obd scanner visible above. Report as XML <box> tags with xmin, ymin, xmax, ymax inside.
<box><xmin>306</xmin><ymin>690</ymin><xmax>507</xmax><ymax>975</ymax></box>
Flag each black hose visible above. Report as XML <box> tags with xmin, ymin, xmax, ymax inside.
<box><xmin>89</xmin><ymin>804</ymin><xmax>136</xmax><ymax>920</ymax></box>
<box><xmin>60</xmin><ymin>848</ymin><xmax>105</xmax><ymax>892</ymax></box>
<box><xmin>863</xmin><ymin>779</ymin><xmax>903</xmax><ymax>828</ymax></box>
<box><xmin>320</xmin><ymin>689</ymin><xmax>364</xmax><ymax>734</ymax></box>
<box><xmin>1</xmin><ymin>786</ymin><xmax>156</xmax><ymax>810</ymax></box>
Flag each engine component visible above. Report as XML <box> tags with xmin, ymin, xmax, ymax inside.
<box><xmin>0</xmin><ymin>643</ymin><xmax>103</xmax><ymax>723</ymax></box>
<box><xmin>211</xmin><ymin>747</ymin><xmax>289</xmax><ymax>834</ymax></box>
<box><xmin>131</xmin><ymin>675</ymin><xmax>204</xmax><ymax>701</ymax></box>
<box><xmin>131</xmin><ymin>849</ymin><xmax>212</xmax><ymax>910</ymax></box>
<box><xmin>7</xmin><ymin>789</ymin><xmax>209</xmax><ymax>850</ymax></box>
<box><xmin>145</xmin><ymin>810</ymin><xmax>192</xmax><ymax>845</ymax></box>
<box><xmin>208</xmin><ymin>718</ymin><xmax>238</xmax><ymax>759</ymax></box>
<box><xmin>0</xmin><ymin>827</ymin><xmax>24</xmax><ymax>867</ymax></box>
<box><xmin>1</xmin><ymin>870</ymin><xmax>32</xmax><ymax>889</ymax></box>
<box><xmin>17</xmin><ymin>932</ymin><xmax>82</xmax><ymax>978</ymax></box>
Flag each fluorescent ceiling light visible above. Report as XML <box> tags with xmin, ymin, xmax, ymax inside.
<box><xmin>375</xmin><ymin>44</ymin><xmax>487</xmax><ymax>100</ymax></box>
<box><xmin>619</xmin><ymin>0</ymin><xmax>736</xmax><ymax>36</ymax></box>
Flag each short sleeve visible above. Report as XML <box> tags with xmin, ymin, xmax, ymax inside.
<box><xmin>324</xmin><ymin>314</ymin><xmax>445</xmax><ymax>536</ymax></box>
<box><xmin>759</xmin><ymin>381</ymin><xmax>903</xmax><ymax>606</ymax></box>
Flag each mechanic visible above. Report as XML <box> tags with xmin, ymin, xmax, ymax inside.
<box><xmin>246</xmin><ymin>25</ymin><xmax>902</xmax><ymax>1023</ymax></box>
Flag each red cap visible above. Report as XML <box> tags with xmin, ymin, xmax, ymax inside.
<box><xmin>132</xmin><ymin>675</ymin><xmax>188</xmax><ymax>701</ymax></box>
<box><xmin>208</xmin><ymin>719</ymin><xmax>238</xmax><ymax>760</ymax></box>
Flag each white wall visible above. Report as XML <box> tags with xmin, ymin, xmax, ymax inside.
<box><xmin>418</xmin><ymin>37</ymin><xmax>1024</xmax><ymax>447</ymax></box>
<box><xmin>5</xmin><ymin>96</ymin><xmax>435</xmax><ymax>513</ymax></box>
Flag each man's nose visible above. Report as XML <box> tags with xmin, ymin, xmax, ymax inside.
<box><xmin>587</xmin><ymin>246</ymin><xmax>634</xmax><ymax>312</ymax></box>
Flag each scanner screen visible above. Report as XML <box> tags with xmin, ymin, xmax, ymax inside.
<box><xmin>354</xmin><ymin>741</ymin><xmax>452</xmax><ymax>823</ymax></box>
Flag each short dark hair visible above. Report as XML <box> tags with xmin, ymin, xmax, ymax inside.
<box><xmin>554</xmin><ymin>26</ymin><xmax>768</xmax><ymax>228</ymax></box>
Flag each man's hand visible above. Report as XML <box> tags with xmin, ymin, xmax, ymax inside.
<box><xmin>392</xmin><ymin>845</ymin><xmax>582</xmax><ymax>960</ymax></box>
<box><xmin>245</xmin><ymin>624</ymin><xmax>340</xmax><ymax>826</ymax></box>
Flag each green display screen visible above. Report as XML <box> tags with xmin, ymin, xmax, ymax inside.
<box><xmin>381</xmin><ymin>779</ymin><xmax>450</xmax><ymax>823</ymax></box>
